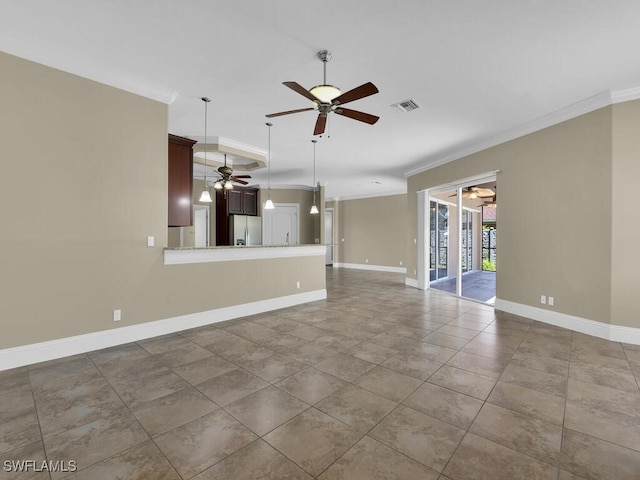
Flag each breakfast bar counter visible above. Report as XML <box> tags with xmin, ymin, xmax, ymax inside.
<box><xmin>163</xmin><ymin>244</ymin><xmax>327</xmax><ymax>265</ymax></box>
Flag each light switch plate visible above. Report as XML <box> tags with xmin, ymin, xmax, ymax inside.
<box><xmin>147</xmin><ymin>236</ymin><xmax>154</xmax><ymax>247</ymax></box>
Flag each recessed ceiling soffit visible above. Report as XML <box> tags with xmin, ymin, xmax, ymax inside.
<box><xmin>192</xmin><ymin>136</ymin><xmax>267</xmax><ymax>171</ymax></box>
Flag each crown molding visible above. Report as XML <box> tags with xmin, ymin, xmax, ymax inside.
<box><xmin>262</xmin><ymin>184</ymin><xmax>315</xmax><ymax>191</ymax></box>
<box><xmin>5</xmin><ymin>49</ymin><xmax>181</xmax><ymax>104</ymax></box>
<box><xmin>611</xmin><ymin>86</ymin><xmax>640</xmax><ymax>104</ymax></box>
<box><xmin>329</xmin><ymin>188</ymin><xmax>406</xmax><ymax>202</ymax></box>
<box><xmin>193</xmin><ymin>136</ymin><xmax>267</xmax><ymax>170</ymax></box>
<box><xmin>404</xmin><ymin>87</ymin><xmax>640</xmax><ymax>178</ymax></box>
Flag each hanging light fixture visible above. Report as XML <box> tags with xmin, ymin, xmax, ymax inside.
<box><xmin>199</xmin><ymin>97</ymin><xmax>213</xmax><ymax>203</ymax></box>
<box><xmin>264</xmin><ymin>122</ymin><xmax>274</xmax><ymax>210</ymax></box>
<box><xmin>310</xmin><ymin>139</ymin><xmax>319</xmax><ymax>214</ymax></box>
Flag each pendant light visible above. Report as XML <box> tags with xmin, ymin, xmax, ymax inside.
<box><xmin>310</xmin><ymin>139</ymin><xmax>319</xmax><ymax>214</ymax></box>
<box><xmin>199</xmin><ymin>97</ymin><xmax>213</xmax><ymax>203</ymax></box>
<box><xmin>264</xmin><ymin>122</ymin><xmax>275</xmax><ymax>210</ymax></box>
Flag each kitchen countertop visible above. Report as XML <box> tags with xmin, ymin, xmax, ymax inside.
<box><xmin>165</xmin><ymin>244</ymin><xmax>321</xmax><ymax>250</ymax></box>
<box><xmin>163</xmin><ymin>244</ymin><xmax>327</xmax><ymax>265</ymax></box>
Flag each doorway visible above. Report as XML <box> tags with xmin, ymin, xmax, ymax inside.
<box><xmin>325</xmin><ymin>208</ymin><xmax>334</xmax><ymax>265</ymax></box>
<box><xmin>429</xmin><ymin>201</ymin><xmax>449</xmax><ymax>282</ymax></box>
<box><xmin>420</xmin><ymin>175</ymin><xmax>497</xmax><ymax>304</ymax></box>
<box><xmin>263</xmin><ymin>204</ymin><xmax>300</xmax><ymax>245</ymax></box>
<box><xmin>193</xmin><ymin>205</ymin><xmax>210</xmax><ymax>247</ymax></box>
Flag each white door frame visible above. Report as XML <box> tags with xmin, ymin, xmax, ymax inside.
<box><xmin>193</xmin><ymin>204</ymin><xmax>210</xmax><ymax>247</ymax></box>
<box><xmin>324</xmin><ymin>208</ymin><xmax>334</xmax><ymax>265</ymax></box>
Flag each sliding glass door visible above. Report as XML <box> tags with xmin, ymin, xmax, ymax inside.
<box><xmin>429</xmin><ymin>201</ymin><xmax>449</xmax><ymax>282</ymax></box>
<box><xmin>461</xmin><ymin>208</ymin><xmax>473</xmax><ymax>273</ymax></box>
<box><xmin>425</xmin><ymin>179</ymin><xmax>497</xmax><ymax>303</ymax></box>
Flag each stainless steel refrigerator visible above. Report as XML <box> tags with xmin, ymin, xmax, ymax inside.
<box><xmin>231</xmin><ymin>215</ymin><xmax>262</xmax><ymax>246</ymax></box>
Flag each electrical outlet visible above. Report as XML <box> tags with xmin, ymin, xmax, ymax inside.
<box><xmin>540</xmin><ymin>295</ymin><xmax>546</xmax><ymax>305</ymax></box>
<box><xmin>113</xmin><ymin>309</ymin><xmax>121</xmax><ymax>321</ymax></box>
<box><xmin>296</xmin><ymin>281</ymin><xmax>300</xmax><ymax>289</ymax></box>
<box><xmin>548</xmin><ymin>296</ymin><xmax>554</xmax><ymax>306</ymax></box>
<box><xmin>400</xmin><ymin>261</ymin><xmax>403</xmax><ymax>266</ymax></box>
<box><xmin>365</xmin><ymin>259</ymin><xmax>368</xmax><ymax>263</ymax></box>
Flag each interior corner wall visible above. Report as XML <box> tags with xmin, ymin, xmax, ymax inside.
<box><xmin>0</xmin><ymin>52</ymin><xmax>326</xmax><ymax>351</ymax></box>
<box><xmin>334</xmin><ymin>194</ymin><xmax>407</xmax><ymax>269</ymax></box>
<box><xmin>407</xmin><ymin>106</ymin><xmax>614</xmax><ymax>325</ymax></box>
<box><xmin>611</xmin><ymin>100</ymin><xmax>640</xmax><ymax>328</ymax></box>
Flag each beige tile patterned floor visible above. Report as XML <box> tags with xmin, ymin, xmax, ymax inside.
<box><xmin>1</xmin><ymin>268</ymin><xmax>640</xmax><ymax>479</ymax></box>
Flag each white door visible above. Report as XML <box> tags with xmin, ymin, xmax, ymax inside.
<box><xmin>324</xmin><ymin>209</ymin><xmax>334</xmax><ymax>265</ymax></box>
<box><xmin>194</xmin><ymin>206</ymin><xmax>209</xmax><ymax>247</ymax></box>
<box><xmin>263</xmin><ymin>204</ymin><xmax>299</xmax><ymax>245</ymax></box>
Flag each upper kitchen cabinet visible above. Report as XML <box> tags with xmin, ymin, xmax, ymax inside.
<box><xmin>168</xmin><ymin>134</ymin><xmax>196</xmax><ymax>227</ymax></box>
<box><xmin>219</xmin><ymin>187</ymin><xmax>258</xmax><ymax>216</ymax></box>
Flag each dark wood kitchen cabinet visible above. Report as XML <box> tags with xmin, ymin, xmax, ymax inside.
<box><xmin>217</xmin><ymin>187</ymin><xmax>258</xmax><ymax>216</ymax></box>
<box><xmin>215</xmin><ymin>186</ymin><xmax>259</xmax><ymax>245</ymax></box>
<box><xmin>168</xmin><ymin>134</ymin><xmax>196</xmax><ymax>227</ymax></box>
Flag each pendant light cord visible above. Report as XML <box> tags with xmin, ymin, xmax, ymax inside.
<box><xmin>267</xmin><ymin>123</ymin><xmax>272</xmax><ymax>193</ymax></box>
<box><xmin>312</xmin><ymin>139</ymin><xmax>317</xmax><ymax>204</ymax></box>
<box><xmin>202</xmin><ymin>97</ymin><xmax>211</xmax><ymax>187</ymax></box>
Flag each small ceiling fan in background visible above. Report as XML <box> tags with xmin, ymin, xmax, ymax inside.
<box><xmin>197</xmin><ymin>154</ymin><xmax>251</xmax><ymax>191</ymax></box>
<box><xmin>213</xmin><ymin>154</ymin><xmax>251</xmax><ymax>190</ymax></box>
<box><xmin>450</xmin><ymin>186</ymin><xmax>495</xmax><ymax>200</ymax></box>
<box><xmin>266</xmin><ymin>50</ymin><xmax>380</xmax><ymax>136</ymax></box>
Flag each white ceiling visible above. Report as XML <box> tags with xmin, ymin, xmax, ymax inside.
<box><xmin>3</xmin><ymin>1</ymin><xmax>640</xmax><ymax>199</ymax></box>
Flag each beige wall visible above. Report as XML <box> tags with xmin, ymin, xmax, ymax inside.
<box><xmin>0</xmin><ymin>52</ymin><xmax>326</xmax><ymax>350</ymax></box>
<box><xmin>408</xmin><ymin>107</ymin><xmax>615</xmax><ymax>324</ymax></box>
<box><xmin>333</xmin><ymin>194</ymin><xmax>407</xmax><ymax>268</ymax></box>
<box><xmin>611</xmin><ymin>101</ymin><xmax>640</xmax><ymax>328</ymax></box>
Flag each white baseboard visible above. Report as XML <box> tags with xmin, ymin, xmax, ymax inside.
<box><xmin>405</xmin><ymin>278</ymin><xmax>419</xmax><ymax>288</ymax></box>
<box><xmin>0</xmin><ymin>289</ymin><xmax>327</xmax><ymax>372</ymax></box>
<box><xmin>494</xmin><ymin>298</ymin><xmax>640</xmax><ymax>345</ymax></box>
<box><xmin>333</xmin><ymin>262</ymin><xmax>407</xmax><ymax>274</ymax></box>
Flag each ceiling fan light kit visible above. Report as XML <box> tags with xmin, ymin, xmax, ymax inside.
<box><xmin>266</xmin><ymin>50</ymin><xmax>380</xmax><ymax>136</ymax></box>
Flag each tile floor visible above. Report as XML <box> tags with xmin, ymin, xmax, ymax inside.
<box><xmin>1</xmin><ymin>268</ymin><xmax>640</xmax><ymax>479</ymax></box>
<box><xmin>431</xmin><ymin>270</ymin><xmax>496</xmax><ymax>304</ymax></box>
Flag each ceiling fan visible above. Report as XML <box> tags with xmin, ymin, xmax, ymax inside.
<box><xmin>480</xmin><ymin>195</ymin><xmax>497</xmax><ymax>208</ymax></box>
<box><xmin>266</xmin><ymin>50</ymin><xmax>380</xmax><ymax>136</ymax></box>
<box><xmin>450</xmin><ymin>186</ymin><xmax>495</xmax><ymax>199</ymax></box>
<box><xmin>207</xmin><ymin>154</ymin><xmax>251</xmax><ymax>190</ymax></box>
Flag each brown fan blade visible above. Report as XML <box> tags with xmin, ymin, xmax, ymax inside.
<box><xmin>283</xmin><ymin>82</ymin><xmax>321</xmax><ymax>103</ymax></box>
<box><xmin>332</xmin><ymin>82</ymin><xmax>378</xmax><ymax>105</ymax></box>
<box><xmin>314</xmin><ymin>114</ymin><xmax>327</xmax><ymax>136</ymax></box>
<box><xmin>232</xmin><ymin>175</ymin><xmax>251</xmax><ymax>179</ymax></box>
<box><xmin>266</xmin><ymin>107</ymin><xmax>315</xmax><ymax>118</ymax></box>
<box><xmin>231</xmin><ymin>177</ymin><xmax>249</xmax><ymax>185</ymax></box>
<box><xmin>334</xmin><ymin>107</ymin><xmax>379</xmax><ymax>125</ymax></box>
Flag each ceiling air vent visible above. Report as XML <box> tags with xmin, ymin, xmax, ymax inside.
<box><xmin>391</xmin><ymin>99</ymin><xmax>420</xmax><ymax>113</ymax></box>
